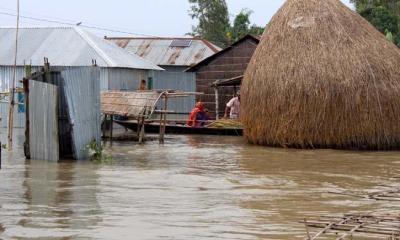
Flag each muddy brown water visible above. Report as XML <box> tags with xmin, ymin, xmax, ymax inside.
<box><xmin>0</xmin><ymin>131</ymin><xmax>399</xmax><ymax>240</ymax></box>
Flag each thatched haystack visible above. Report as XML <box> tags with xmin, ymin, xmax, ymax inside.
<box><xmin>241</xmin><ymin>0</ymin><xmax>400</xmax><ymax>150</ymax></box>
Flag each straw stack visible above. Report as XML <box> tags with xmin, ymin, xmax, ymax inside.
<box><xmin>241</xmin><ymin>0</ymin><xmax>400</xmax><ymax>150</ymax></box>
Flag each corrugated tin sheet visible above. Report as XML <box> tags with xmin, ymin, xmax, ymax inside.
<box><xmin>0</xmin><ymin>66</ymin><xmax>151</xmax><ymax>128</ymax></box>
<box><xmin>107</xmin><ymin>37</ymin><xmax>221</xmax><ymax>67</ymax></box>
<box><xmin>0</xmin><ymin>27</ymin><xmax>162</xmax><ymax>70</ymax></box>
<box><xmin>107</xmin><ymin>68</ymin><xmax>149</xmax><ymax>91</ymax></box>
<box><xmin>153</xmin><ymin>71</ymin><xmax>196</xmax><ymax>120</ymax></box>
<box><xmin>28</xmin><ymin>80</ymin><xmax>59</xmax><ymax>161</ymax></box>
<box><xmin>62</xmin><ymin>67</ymin><xmax>101</xmax><ymax>160</ymax></box>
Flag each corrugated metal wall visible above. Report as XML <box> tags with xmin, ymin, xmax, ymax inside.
<box><xmin>28</xmin><ymin>81</ymin><xmax>59</xmax><ymax>161</ymax></box>
<box><xmin>0</xmin><ymin>66</ymin><xmax>40</xmax><ymax>128</ymax></box>
<box><xmin>106</xmin><ymin>68</ymin><xmax>149</xmax><ymax>91</ymax></box>
<box><xmin>0</xmin><ymin>66</ymin><xmax>151</xmax><ymax>128</ymax></box>
<box><xmin>153</xmin><ymin>71</ymin><xmax>196</xmax><ymax>120</ymax></box>
<box><xmin>61</xmin><ymin>67</ymin><xmax>101</xmax><ymax>160</ymax></box>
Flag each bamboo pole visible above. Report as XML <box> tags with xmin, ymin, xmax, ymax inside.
<box><xmin>7</xmin><ymin>0</ymin><xmax>20</xmax><ymax>151</ymax></box>
<box><xmin>214</xmin><ymin>87</ymin><xmax>219</xmax><ymax>120</ymax></box>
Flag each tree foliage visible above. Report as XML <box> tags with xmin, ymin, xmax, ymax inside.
<box><xmin>351</xmin><ymin>0</ymin><xmax>400</xmax><ymax>47</ymax></box>
<box><xmin>189</xmin><ymin>1</ymin><xmax>264</xmax><ymax>47</ymax></box>
<box><xmin>189</xmin><ymin>0</ymin><xmax>231</xmax><ymax>47</ymax></box>
<box><xmin>230</xmin><ymin>9</ymin><xmax>265</xmax><ymax>42</ymax></box>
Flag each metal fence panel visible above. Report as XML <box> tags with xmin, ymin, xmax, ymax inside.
<box><xmin>153</xmin><ymin>71</ymin><xmax>196</xmax><ymax>120</ymax></box>
<box><xmin>29</xmin><ymin>81</ymin><xmax>59</xmax><ymax>161</ymax></box>
<box><xmin>61</xmin><ymin>67</ymin><xmax>101</xmax><ymax>160</ymax></box>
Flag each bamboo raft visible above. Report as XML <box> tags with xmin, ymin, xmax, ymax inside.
<box><xmin>303</xmin><ymin>214</ymin><xmax>400</xmax><ymax>239</ymax></box>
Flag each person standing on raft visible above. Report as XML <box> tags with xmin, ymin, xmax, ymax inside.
<box><xmin>224</xmin><ymin>91</ymin><xmax>240</xmax><ymax>119</ymax></box>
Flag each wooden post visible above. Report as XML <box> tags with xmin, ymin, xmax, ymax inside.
<box><xmin>102</xmin><ymin>114</ymin><xmax>107</xmax><ymax>140</ymax></box>
<box><xmin>214</xmin><ymin>87</ymin><xmax>219</xmax><ymax>120</ymax></box>
<box><xmin>109</xmin><ymin>114</ymin><xmax>113</xmax><ymax>141</ymax></box>
<box><xmin>160</xmin><ymin>95</ymin><xmax>168</xmax><ymax>144</ymax></box>
<box><xmin>139</xmin><ymin>116</ymin><xmax>145</xmax><ymax>144</ymax></box>
<box><xmin>7</xmin><ymin>89</ymin><xmax>15</xmax><ymax>151</ymax></box>
<box><xmin>23</xmin><ymin>65</ymin><xmax>31</xmax><ymax>159</ymax></box>
<box><xmin>159</xmin><ymin>105</ymin><xmax>164</xmax><ymax>143</ymax></box>
<box><xmin>7</xmin><ymin>0</ymin><xmax>20</xmax><ymax>151</ymax></box>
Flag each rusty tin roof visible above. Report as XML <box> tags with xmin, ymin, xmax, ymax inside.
<box><xmin>106</xmin><ymin>37</ymin><xmax>221</xmax><ymax>67</ymax></box>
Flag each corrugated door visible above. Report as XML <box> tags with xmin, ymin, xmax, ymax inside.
<box><xmin>29</xmin><ymin>81</ymin><xmax>59</xmax><ymax>161</ymax></box>
<box><xmin>61</xmin><ymin>67</ymin><xmax>101</xmax><ymax>160</ymax></box>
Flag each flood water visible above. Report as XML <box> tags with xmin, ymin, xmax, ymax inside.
<box><xmin>0</xmin><ymin>130</ymin><xmax>399</xmax><ymax>240</ymax></box>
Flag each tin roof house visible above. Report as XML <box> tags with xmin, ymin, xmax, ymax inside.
<box><xmin>105</xmin><ymin>36</ymin><xmax>221</xmax><ymax>120</ymax></box>
<box><xmin>186</xmin><ymin>34</ymin><xmax>260</xmax><ymax>118</ymax></box>
<box><xmin>0</xmin><ymin>27</ymin><xmax>163</xmax><ymax>128</ymax></box>
<box><xmin>106</xmin><ymin>37</ymin><xmax>221</xmax><ymax>72</ymax></box>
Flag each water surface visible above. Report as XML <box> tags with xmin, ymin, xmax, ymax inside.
<box><xmin>0</xmin><ymin>131</ymin><xmax>399</xmax><ymax>239</ymax></box>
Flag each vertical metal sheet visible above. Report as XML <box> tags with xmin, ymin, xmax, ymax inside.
<box><xmin>61</xmin><ymin>67</ymin><xmax>101</xmax><ymax>160</ymax></box>
<box><xmin>29</xmin><ymin>81</ymin><xmax>59</xmax><ymax>161</ymax></box>
<box><xmin>99</xmin><ymin>67</ymin><xmax>109</xmax><ymax>91</ymax></box>
<box><xmin>153</xmin><ymin>71</ymin><xmax>196</xmax><ymax>120</ymax></box>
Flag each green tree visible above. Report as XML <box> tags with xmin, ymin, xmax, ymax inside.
<box><xmin>360</xmin><ymin>6</ymin><xmax>398</xmax><ymax>34</ymax></box>
<box><xmin>386</xmin><ymin>30</ymin><xmax>395</xmax><ymax>42</ymax></box>
<box><xmin>351</xmin><ymin>0</ymin><xmax>400</xmax><ymax>47</ymax></box>
<box><xmin>229</xmin><ymin>9</ymin><xmax>264</xmax><ymax>42</ymax></box>
<box><xmin>249</xmin><ymin>25</ymin><xmax>264</xmax><ymax>36</ymax></box>
<box><xmin>231</xmin><ymin>9</ymin><xmax>252</xmax><ymax>42</ymax></box>
<box><xmin>396</xmin><ymin>33</ymin><xmax>400</xmax><ymax>45</ymax></box>
<box><xmin>189</xmin><ymin>0</ymin><xmax>231</xmax><ymax>47</ymax></box>
<box><xmin>189</xmin><ymin>2</ymin><xmax>264</xmax><ymax>47</ymax></box>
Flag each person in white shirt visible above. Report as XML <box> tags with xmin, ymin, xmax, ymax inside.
<box><xmin>224</xmin><ymin>91</ymin><xmax>240</xmax><ymax>119</ymax></box>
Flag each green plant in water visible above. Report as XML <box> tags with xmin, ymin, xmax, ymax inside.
<box><xmin>85</xmin><ymin>140</ymin><xmax>113</xmax><ymax>164</ymax></box>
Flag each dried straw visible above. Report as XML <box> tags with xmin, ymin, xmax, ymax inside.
<box><xmin>241</xmin><ymin>0</ymin><xmax>400</xmax><ymax>150</ymax></box>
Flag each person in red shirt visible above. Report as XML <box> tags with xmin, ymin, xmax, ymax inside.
<box><xmin>187</xmin><ymin>102</ymin><xmax>208</xmax><ymax>127</ymax></box>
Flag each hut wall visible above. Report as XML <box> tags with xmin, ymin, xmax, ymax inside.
<box><xmin>0</xmin><ymin>66</ymin><xmax>150</xmax><ymax>128</ymax></box>
<box><xmin>61</xmin><ymin>67</ymin><xmax>101</xmax><ymax>160</ymax></box>
<box><xmin>153</xmin><ymin>71</ymin><xmax>196</xmax><ymax>120</ymax></box>
<box><xmin>103</xmin><ymin>68</ymin><xmax>150</xmax><ymax>91</ymax></box>
<box><xmin>193</xmin><ymin>38</ymin><xmax>258</xmax><ymax>118</ymax></box>
<box><xmin>27</xmin><ymin>67</ymin><xmax>101</xmax><ymax>160</ymax></box>
<box><xmin>28</xmin><ymin>80</ymin><xmax>59</xmax><ymax>161</ymax></box>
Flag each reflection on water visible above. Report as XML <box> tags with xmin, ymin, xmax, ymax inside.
<box><xmin>0</xmin><ymin>131</ymin><xmax>399</xmax><ymax>239</ymax></box>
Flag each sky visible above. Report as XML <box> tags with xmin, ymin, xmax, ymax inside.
<box><xmin>0</xmin><ymin>0</ymin><xmax>353</xmax><ymax>37</ymax></box>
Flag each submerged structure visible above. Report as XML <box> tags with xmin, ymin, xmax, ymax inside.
<box><xmin>0</xmin><ymin>27</ymin><xmax>162</xmax><ymax>128</ymax></box>
<box><xmin>241</xmin><ymin>0</ymin><xmax>400</xmax><ymax>150</ymax></box>
<box><xmin>25</xmin><ymin>65</ymin><xmax>101</xmax><ymax>161</ymax></box>
<box><xmin>187</xmin><ymin>35</ymin><xmax>260</xmax><ymax>118</ymax></box>
<box><xmin>105</xmin><ymin>36</ymin><xmax>221</xmax><ymax>119</ymax></box>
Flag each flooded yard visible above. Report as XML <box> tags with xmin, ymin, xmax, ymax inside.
<box><xmin>0</xmin><ymin>131</ymin><xmax>399</xmax><ymax>239</ymax></box>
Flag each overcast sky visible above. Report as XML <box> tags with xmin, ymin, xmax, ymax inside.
<box><xmin>0</xmin><ymin>0</ymin><xmax>353</xmax><ymax>37</ymax></box>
